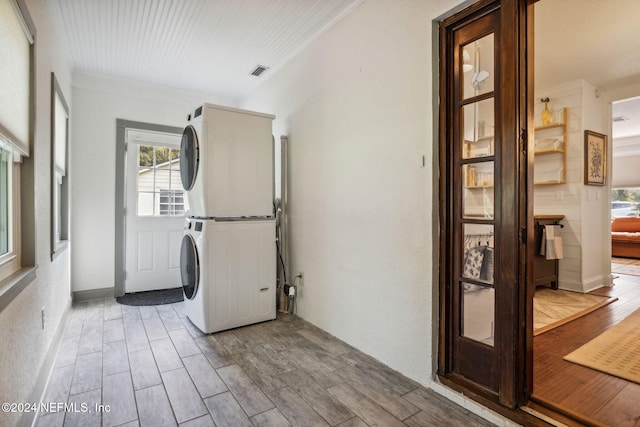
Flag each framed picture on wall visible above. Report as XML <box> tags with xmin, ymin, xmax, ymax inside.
<box><xmin>584</xmin><ymin>130</ymin><xmax>607</xmax><ymax>186</ymax></box>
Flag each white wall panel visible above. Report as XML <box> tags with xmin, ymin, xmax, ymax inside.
<box><xmin>534</xmin><ymin>80</ymin><xmax>610</xmax><ymax>292</ymax></box>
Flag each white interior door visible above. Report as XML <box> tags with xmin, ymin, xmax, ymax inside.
<box><xmin>125</xmin><ymin>128</ymin><xmax>185</xmax><ymax>293</ymax></box>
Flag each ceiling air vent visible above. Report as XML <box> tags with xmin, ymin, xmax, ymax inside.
<box><xmin>612</xmin><ymin>115</ymin><xmax>629</xmax><ymax>122</ymax></box>
<box><xmin>250</xmin><ymin>65</ymin><xmax>269</xmax><ymax>77</ymax></box>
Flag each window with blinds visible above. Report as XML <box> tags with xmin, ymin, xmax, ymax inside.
<box><xmin>0</xmin><ymin>0</ymin><xmax>33</xmax><ymax>283</ymax></box>
<box><xmin>0</xmin><ymin>0</ymin><xmax>32</xmax><ymax>156</ymax></box>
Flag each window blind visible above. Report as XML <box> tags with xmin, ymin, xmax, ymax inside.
<box><xmin>54</xmin><ymin>94</ymin><xmax>67</xmax><ymax>175</ymax></box>
<box><xmin>0</xmin><ymin>0</ymin><xmax>32</xmax><ymax>156</ymax></box>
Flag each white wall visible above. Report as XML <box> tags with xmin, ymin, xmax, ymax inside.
<box><xmin>613</xmin><ymin>154</ymin><xmax>640</xmax><ymax>187</ymax></box>
<box><xmin>580</xmin><ymin>81</ymin><xmax>609</xmax><ymax>290</ymax></box>
<box><xmin>71</xmin><ymin>73</ymin><xmax>235</xmax><ymax>293</ymax></box>
<box><xmin>612</xmin><ymin>135</ymin><xmax>640</xmax><ymax>187</ymax></box>
<box><xmin>0</xmin><ymin>0</ymin><xmax>72</xmax><ymax>425</ymax></box>
<box><xmin>241</xmin><ymin>0</ymin><xmax>460</xmax><ymax>386</ymax></box>
<box><xmin>605</xmin><ymin>82</ymin><xmax>640</xmax><ymax>267</ymax></box>
<box><xmin>534</xmin><ymin>80</ymin><xmax>610</xmax><ymax>292</ymax></box>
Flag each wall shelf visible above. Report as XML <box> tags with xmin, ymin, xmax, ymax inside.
<box><xmin>534</xmin><ymin>107</ymin><xmax>567</xmax><ymax>186</ymax></box>
<box><xmin>535</xmin><ymin>180</ymin><xmax>564</xmax><ymax>186</ymax></box>
<box><xmin>534</xmin><ymin>148</ymin><xmax>564</xmax><ymax>155</ymax></box>
<box><xmin>466</xmin><ymin>184</ymin><xmax>494</xmax><ymax>189</ymax></box>
<box><xmin>464</xmin><ymin>136</ymin><xmax>494</xmax><ymax>159</ymax></box>
<box><xmin>464</xmin><ymin>164</ymin><xmax>494</xmax><ymax>189</ymax></box>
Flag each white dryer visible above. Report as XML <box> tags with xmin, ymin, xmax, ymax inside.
<box><xmin>180</xmin><ymin>103</ymin><xmax>275</xmax><ymax>218</ymax></box>
<box><xmin>180</xmin><ymin>217</ymin><xmax>276</xmax><ymax>333</ymax></box>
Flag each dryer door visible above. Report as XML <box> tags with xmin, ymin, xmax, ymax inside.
<box><xmin>180</xmin><ymin>233</ymin><xmax>199</xmax><ymax>299</ymax></box>
<box><xmin>180</xmin><ymin>125</ymin><xmax>199</xmax><ymax>191</ymax></box>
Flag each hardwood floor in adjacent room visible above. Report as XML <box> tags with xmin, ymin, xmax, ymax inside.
<box><xmin>532</xmin><ymin>273</ymin><xmax>640</xmax><ymax>427</ymax></box>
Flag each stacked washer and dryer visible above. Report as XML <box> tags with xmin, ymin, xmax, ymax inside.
<box><xmin>179</xmin><ymin>103</ymin><xmax>277</xmax><ymax>333</ymax></box>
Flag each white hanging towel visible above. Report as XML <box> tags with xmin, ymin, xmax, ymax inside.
<box><xmin>540</xmin><ymin>225</ymin><xmax>563</xmax><ymax>260</ymax></box>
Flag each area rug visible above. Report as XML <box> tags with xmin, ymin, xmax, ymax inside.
<box><xmin>611</xmin><ymin>257</ymin><xmax>640</xmax><ymax>277</ymax></box>
<box><xmin>564</xmin><ymin>308</ymin><xmax>640</xmax><ymax>384</ymax></box>
<box><xmin>116</xmin><ymin>287</ymin><xmax>184</xmax><ymax>306</ymax></box>
<box><xmin>534</xmin><ymin>288</ymin><xmax>617</xmax><ymax>336</ymax></box>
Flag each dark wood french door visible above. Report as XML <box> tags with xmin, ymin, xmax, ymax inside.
<box><xmin>438</xmin><ymin>0</ymin><xmax>532</xmax><ymax>409</ymax></box>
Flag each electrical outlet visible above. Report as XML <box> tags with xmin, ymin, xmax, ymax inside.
<box><xmin>41</xmin><ymin>307</ymin><xmax>45</xmax><ymax>330</ymax></box>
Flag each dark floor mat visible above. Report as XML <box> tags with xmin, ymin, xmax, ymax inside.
<box><xmin>116</xmin><ymin>287</ymin><xmax>184</xmax><ymax>306</ymax></box>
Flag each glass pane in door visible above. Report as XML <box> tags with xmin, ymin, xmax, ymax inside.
<box><xmin>462</xmin><ymin>282</ymin><xmax>495</xmax><ymax>346</ymax></box>
<box><xmin>463</xmin><ymin>161</ymin><xmax>494</xmax><ymax>219</ymax></box>
<box><xmin>462</xmin><ymin>98</ymin><xmax>495</xmax><ymax>159</ymax></box>
<box><xmin>462</xmin><ymin>33</ymin><xmax>495</xmax><ymax>101</ymax></box>
<box><xmin>460</xmin><ymin>216</ymin><xmax>495</xmax><ymax>347</ymax></box>
<box><xmin>462</xmin><ymin>223</ymin><xmax>494</xmax><ymax>284</ymax></box>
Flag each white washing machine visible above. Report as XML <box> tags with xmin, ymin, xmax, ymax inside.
<box><xmin>180</xmin><ymin>217</ymin><xmax>276</xmax><ymax>333</ymax></box>
<box><xmin>180</xmin><ymin>103</ymin><xmax>275</xmax><ymax>218</ymax></box>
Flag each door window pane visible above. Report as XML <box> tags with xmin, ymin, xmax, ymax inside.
<box><xmin>462</xmin><ymin>282</ymin><xmax>495</xmax><ymax>346</ymax></box>
<box><xmin>159</xmin><ymin>190</ymin><xmax>185</xmax><ymax>216</ymax></box>
<box><xmin>462</xmin><ymin>33</ymin><xmax>495</xmax><ymax>100</ymax></box>
<box><xmin>139</xmin><ymin>145</ymin><xmax>154</xmax><ymax>167</ymax></box>
<box><xmin>463</xmin><ymin>161</ymin><xmax>494</xmax><ymax>219</ymax></box>
<box><xmin>462</xmin><ymin>98</ymin><xmax>494</xmax><ymax>159</ymax></box>
<box><xmin>155</xmin><ymin>169</ymin><xmax>171</xmax><ymax>191</ymax></box>
<box><xmin>462</xmin><ymin>224</ymin><xmax>494</xmax><ymax>284</ymax></box>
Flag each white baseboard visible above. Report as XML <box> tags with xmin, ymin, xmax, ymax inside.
<box><xmin>582</xmin><ymin>275</ymin><xmax>608</xmax><ymax>293</ymax></box>
<box><xmin>559</xmin><ymin>274</ymin><xmax>610</xmax><ymax>293</ymax></box>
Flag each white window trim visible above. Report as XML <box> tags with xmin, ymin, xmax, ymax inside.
<box><xmin>0</xmin><ymin>162</ymin><xmax>20</xmax><ymax>275</ymax></box>
<box><xmin>51</xmin><ymin>72</ymin><xmax>70</xmax><ymax>260</ymax></box>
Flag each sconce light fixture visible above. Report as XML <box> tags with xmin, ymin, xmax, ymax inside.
<box><xmin>462</xmin><ymin>49</ymin><xmax>473</xmax><ymax>73</ymax></box>
<box><xmin>471</xmin><ymin>70</ymin><xmax>490</xmax><ymax>91</ymax></box>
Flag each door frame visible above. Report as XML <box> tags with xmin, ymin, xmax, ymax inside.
<box><xmin>114</xmin><ymin>119</ymin><xmax>183</xmax><ymax>297</ymax></box>
<box><xmin>436</xmin><ymin>0</ymin><xmax>533</xmax><ymax>412</ymax></box>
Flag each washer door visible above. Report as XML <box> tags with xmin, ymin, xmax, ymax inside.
<box><xmin>180</xmin><ymin>125</ymin><xmax>199</xmax><ymax>191</ymax></box>
<box><xmin>180</xmin><ymin>234</ymin><xmax>199</xmax><ymax>300</ymax></box>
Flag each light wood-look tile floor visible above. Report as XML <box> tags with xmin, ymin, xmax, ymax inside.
<box><xmin>36</xmin><ymin>299</ymin><xmax>494</xmax><ymax>427</ymax></box>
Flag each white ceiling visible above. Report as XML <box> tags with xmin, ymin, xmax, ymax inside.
<box><xmin>535</xmin><ymin>0</ymin><xmax>640</xmax><ymax>91</ymax></box>
<box><xmin>535</xmin><ymin>0</ymin><xmax>640</xmax><ymax>142</ymax></box>
<box><xmin>49</xmin><ymin>0</ymin><xmax>640</xmax><ymax>138</ymax></box>
<box><xmin>49</xmin><ymin>0</ymin><xmax>362</xmax><ymax>101</ymax></box>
